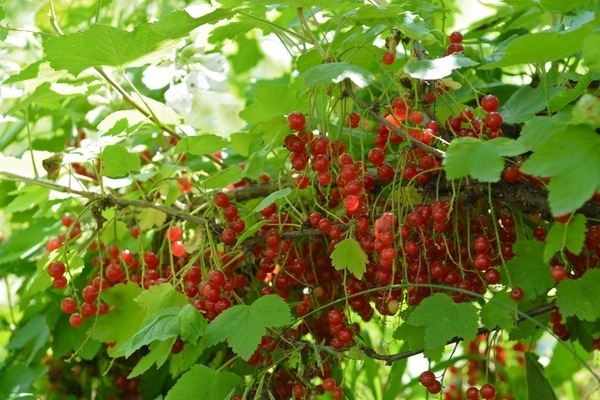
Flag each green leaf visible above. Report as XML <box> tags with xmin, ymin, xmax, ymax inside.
<box><xmin>43</xmin><ymin>9</ymin><xmax>234</xmax><ymax>75</ymax></box>
<box><xmin>504</xmin><ymin>241</ymin><xmax>554</xmax><ymax>301</ymax></box>
<box><xmin>201</xmin><ymin>295</ymin><xmax>291</xmax><ymax>360</ymax></box>
<box><xmin>101</xmin><ymin>145</ymin><xmax>141</xmax><ymax>177</ymax></box>
<box><xmin>7</xmin><ymin>82</ymin><xmax>90</xmax><ymax>113</ymax></box>
<box><xmin>121</xmin><ymin>307</ymin><xmax>181</xmax><ymax>357</ymax></box>
<box><xmin>525</xmin><ymin>352</ymin><xmax>558</xmax><ymax>400</ymax></box>
<box><xmin>128</xmin><ymin>339</ymin><xmax>175</xmax><ymax>378</ymax></box>
<box><xmin>165</xmin><ymin>364</ymin><xmax>241</xmax><ymax>400</ymax></box>
<box><xmin>549</xmin><ymin>73</ymin><xmax>592</xmax><ymax>112</ymax></box>
<box><xmin>137</xmin><ymin>208</ymin><xmax>167</xmax><ymax>232</ymax></box>
<box><xmin>583</xmin><ymin>31</ymin><xmax>600</xmax><ymax>73</ymax></box>
<box><xmin>178</xmin><ymin>304</ymin><xmax>208</xmax><ymax>344</ymax></box>
<box><xmin>443</xmin><ymin>137</ymin><xmax>524</xmax><ymax>182</ymax></box>
<box><xmin>330</xmin><ymin>237</ymin><xmax>368</xmax><ymax>279</ymax></box>
<box><xmin>405</xmin><ymin>53</ymin><xmax>478</xmax><ymax>80</ymax></box>
<box><xmin>571</xmin><ymin>94</ymin><xmax>600</xmax><ymax>128</ymax></box>
<box><xmin>92</xmin><ymin>283</ymin><xmax>145</xmax><ymax>352</ymax></box>
<box><xmin>556</xmin><ymin>269</ymin><xmax>600</xmax><ymax>322</ymax></box>
<box><xmin>519</xmin><ymin>125</ymin><xmax>600</xmax><ymax>215</ymax></box>
<box><xmin>500</xmin><ymin>86</ymin><xmax>547</xmax><ymax>124</ymax></box>
<box><xmin>174</xmin><ymin>134</ymin><xmax>228</xmax><ymax>155</ymax></box>
<box><xmin>252</xmin><ymin>188</ymin><xmax>292</xmax><ymax>213</ymax></box>
<box><xmin>540</xmin><ymin>0</ymin><xmax>589</xmax><ymax>12</ymax></box>
<box><xmin>517</xmin><ymin>116</ymin><xmax>564</xmax><ymax>151</ymax></box>
<box><xmin>407</xmin><ymin>293</ymin><xmax>479</xmax><ymax>349</ymax></box>
<box><xmin>202</xmin><ymin>166</ymin><xmax>244</xmax><ymax>190</ymax></box>
<box><xmin>480</xmin><ymin>291</ymin><xmax>517</xmax><ymax>331</ymax></box>
<box><xmin>301</xmin><ymin>62</ymin><xmax>374</xmax><ymax>88</ymax></box>
<box><xmin>7</xmin><ymin>315</ymin><xmax>49</xmax><ymax>364</ymax></box>
<box><xmin>543</xmin><ymin>214</ymin><xmax>587</xmax><ymax>262</ymax></box>
<box><xmin>239</xmin><ymin>80</ymin><xmax>305</xmax><ymax>125</ymax></box>
<box><xmin>135</xmin><ymin>283</ymin><xmax>188</xmax><ymax>321</ymax></box>
<box><xmin>483</xmin><ymin>14</ymin><xmax>595</xmax><ymax>68</ymax></box>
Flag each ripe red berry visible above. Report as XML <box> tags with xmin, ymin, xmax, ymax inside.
<box><xmin>106</xmin><ymin>264</ymin><xmax>124</xmax><ymax>283</ymax></box>
<box><xmin>214</xmin><ymin>193</ymin><xmax>230</xmax><ymax>208</ymax></box>
<box><xmin>322</xmin><ymin>377</ymin><xmax>336</xmax><ymax>392</ymax></box>
<box><xmin>368</xmin><ymin>148</ymin><xmax>386</xmax><ymax>166</ymax></box>
<box><xmin>449</xmin><ymin>31</ymin><xmax>463</xmax><ymax>43</ymax></box>
<box><xmin>167</xmin><ymin>225</ymin><xmax>183</xmax><ymax>242</ymax></box>
<box><xmin>551</xmin><ymin>265</ymin><xmax>567</xmax><ymax>282</ymax></box>
<box><xmin>510</xmin><ymin>287</ymin><xmax>524</xmax><ymax>301</ymax></box>
<box><xmin>61</xmin><ymin>297</ymin><xmax>78</xmax><ymax>314</ymax></box>
<box><xmin>485</xmin><ymin>111</ymin><xmax>503</xmax><ymax>130</ymax></box>
<box><xmin>377</xmin><ymin>163</ymin><xmax>394</xmax><ymax>180</ymax></box>
<box><xmin>480</xmin><ymin>383</ymin><xmax>496</xmax><ymax>399</ymax></box>
<box><xmin>221</xmin><ymin>228</ymin><xmax>237</xmax><ymax>245</ymax></box>
<box><xmin>287</xmin><ymin>111</ymin><xmax>306</xmax><ymax>131</ymax></box>
<box><xmin>428</xmin><ymin>380</ymin><xmax>442</xmax><ymax>394</ymax></box>
<box><xmin>344</xmin><ymin>195</ymin><xmax>360</xmax><ymax>212</ymax></box>
<box><xmin>171</xmin><ymin>337</ymin><xmax>184</xmax><ymax>354</ymax></box>
<box><xmin>47</xmin><ymin>261</ymin><xmax>66</xmax><ymax>278</ymax></box>
<box><xmin>447</xmin><ymin>42</ymin><xmax>464</xmax><ymax>54</ymax></box>
<box><xmin>69</xmin><ymin>312</ymin><xmax>83</xmax><ymax>327</ymax></box>
<box><xmin>346</xmin><ymin>112</ymin><xmax>361</xmax><ymax>128</ymax></box>
<box><xmin>419</xmin><ymin>371</ymin><xmax>436</xmax><ymax>387</ymax></box>
<box><xmin>408</xmin><ymin>110</ymin><xmax>424</xmax><ymax>125</ymax></box>
<box><xmin>61</xmin><ymin>214</ymin><xmax>75</xmax><ymax>227</ymax></box>
<box><xmin>382</xmin><ymin>51</ymin><xmax>395</xmax><ymax>65</ymax></box>
<box><xmin>466</xmin><ymin>386</ymin><xmax>479</xmax><ymax>400</ymax></box>
<box><xmin>481</xmin><ymin>94</ymin><xmax>499</xmax><ymax>112</ymax></box>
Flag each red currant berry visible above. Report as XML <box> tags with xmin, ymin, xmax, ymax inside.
<box><xmin>510</xmin><ymin>287</ymin><xmax>524</xmax><ymax>301</ymax></box>
<box><xmin>221</xmin><ymin>229</ymin><xmax>237</xmax><ymax>245</ymax></box>
<box><xmin>47</xmin><ymin>261</ymin><xmax>66</xmax><ymax>278</ymax></box>
<box><xmin>61</xmin><ymin>297</ymin><xmax>78</xmax><ymax>314</ymax></box>
<box><xmin>481</xmin><ymin>94</ymin><xmax>499</xmax><ymax>112</ymax></box>
<box><xmin>171</xmin><ymin>240</ymin><xmax>186</xmax><ymax>257</ymax></box>
<box><xmin>551</xmin><ymin>265</ymin><xmax>567</xmax><ymax>282</ymax></box>
<box><xmin>382</xmin><ymin>51</ymin><xmax>395</xmax><ymax>65</ymax></box>
<box><xmin>480</xmin><ymin>383</ymin><xmax>496</xmax><ymax>399</ymax></box>
<box><xmin>287</xmin><ymin>112</ymin><xmax>306</xmax><ymax>131</ymax></box>
<box><xmin>449</xmin><ymin>31</ymin><xmax>463</xmax><ymax>43</ymax></box>
<box><xmin>69</xmin><ymin>312</ymin><xmax>83</xmax><ymax>328</ymax></box>
<box><xmin>419</xmin><ymin>371</ymin><xmax>436</xmax><ymax>387</ymax></box>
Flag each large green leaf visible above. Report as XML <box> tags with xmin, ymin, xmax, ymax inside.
<box><xmin>165</xmin><ymin>364</ymin><xmax>241</xmax><ymax>400</ymax></box>
<box><xmin>201</xmin><ymin>295</ymin><xmax>291</xmax><ymax>360</ymax></box>
<box><xmin>121</xmin><ymin>307</ymin><xmax>181</xmax><ymax>357</ymax></box>
<box><xmin>483</xmin><ymin>13</ymin><xmax>595</xmax><ymax>69</ymax></box>
<box><xmin>499</xmin><ymin>86</ymin><xmax>547</xmax><ymax>124</ymax></box>
<box><xmin>503</xmin><ymin>241</ymin><xmax>554</xmax><ymax>301</ymax></box>
<box><xmin>480</xmin><ymin>291</ymin><xmax>517</xmax><ymax>331</ymax></box>
<box><xmin>91</xmin><ymin>283</ymin><xmax>145</xmax><ymax>352</ymax></box>
<box><xmin>174</xmin><ymin>135</ymin><xmax>229</xmax><ymax>155</ymax></box>
<box><xmin>43</xmin><ymin>9</ymin><xmax>234</xmax><ymax>75</ymax></box>
<box><xmin>525</xmin><ymin>352</ymin><xmax>558</xmax><ymax>400</ymax></box>
<box><xmin>407</xmin><ymin>293</ymin><xmax>479</xmax><ymax>349</ymax></box>
<box><xmin>405</xmin><ymin>53</ymin><xmax>478</xmax><ymax>80</ymax></box>
<box><xmin>519</xmin><ymin>125</ymin><xmax>600</xmax><ymax>215</ymax></box>
<box><xmin>330</xmin><ymin>237</ymin><xmax>369</xmax><ymax>279</ymax></box>
<box><xmin>444</xmin><ymin>137</ymin><xmax>524</xmax><ymax>182</ymax></box>
<box><xmin>556</xmin><ymin>269</ymin><xmax>600</xmax><ymax>322</ymax></box>
<box><xmin>543</xmin><ymin>214</ymin><xmax>587</xmax><ymax>262</ymax></box>
<box><xmin>583</xmin><ymin>31</ymin><xmax>600</xmax><ymax>73</ymax></box>
<box><xmin>101</xmin><ymin>144</ymin><xmax>141</xmax><ymax>177</ymax></box>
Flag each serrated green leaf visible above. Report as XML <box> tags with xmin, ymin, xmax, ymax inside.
<box><xmin>301</xmin><ymin>62</ymin><xmax>374</xmax><ymax>88</ymax></box>
<box><xmin>101</xmin><ymin>145</ymin><xmax>141</xmax><ymax>177</ymax></box>
<box><xmin>137</xmin><ymin>208</ymin><xmax>167</xmax><ymax>232</ymax></box>
<box><xmin>92</xmin><ymin>283</ymin><xmax>145</xmax><ymax>352</ymax></box>
<box><xmin>135</xmin><ymin>283</ymin><xmax>188</xmax><ymax>321</ymax></box>
<box><xmin>480</xmin><ymin>291</ymin><xmax>517</xmax><ymax>331</ymax></box>
<box><xmin>174</xmin><ymin>134</ymin><xmax>228</xmax><ymax>155</ymax></box>
<box><xmin>483</xmin><ymin>14</ymin><xmax>595</xmax><ymax>69</ymax></box>
<box><xmin>330</xmin><ymin>237</ymin><xmax>368</xmax><ymax>279</ymax></box>
<box><xmin>165</xmin><ymin>364</ymin><xmax>241</xmax><ymax>400</ymax></box>
<box><xmin>4</xmin><ymin>185</ymin><xmax>50</xmax><ymax>213</ymax></box>
<box><xmin>543</xmin><ymin>214</ymin><xmax>587</xmax><ymax>262</ymax></box>
<box><xmin>101</xmin><ymin>218</ymin><xmax>128</xmax><ymax>244</ymax></box>
<box><xmin>393</xmin><ymin>322</ymin><xmax>444</xmax><ymax>361</ymax></box>
<box><xmin>549</xmin><ymin>73</ymin><xmax>592</xmax><ymax>113</ymax></box>
<box><xmin>239</xmin><ymin>80</ymin><xmax>305</xmax><ymax>125</ymax></box>
<box><xmin>43</xmin><ymin>9</ymin><xmax>234</xmax><ymax>75</ymax></box>
<box><xmin>519</xmin><ymin>125</ymin><xmax>600</xmax><ymax>215</ymax></box>
<box><xmin>583</xmin><ymin>31</ymin><xmax>600</xmax><ymax>73</ymax></box>
<box><xmin>407</xmin><ymin>293</ymin><xmax>479</xmax><ymax>349</ymax></box>
<box><xmin>7</xmin><ymin>315</ymin><xmax>49</xmax><ymax>364</ymax></box>
<box><xmin>128</xmin><ymin>339</ymin><xmax>175</xmax><ymax>378</ymax></box>
<box><xmin>540</xmin><ymin>0</ymin><xmax>589</xmax><ymax>12</ymax></box>
<box><xmin>252</xmin><ymin>188</ymin><xmax>292</xmax><ymax>213</ymax></box>
<box><xmin>202</xmin><ymin>166</ymin><xmax>244</xmax><ymax>189</ymax></box>
<box><xmin>201</xmin><ymin>295</ymin><xmax>291</xmax><ymax>360</ymax></box>
<box><xmin>121</xmin><ymin>307</ymin><xmax>181</xmax><ymax>357</ymax></box>
<box><xmin>517</xmin><ymin>116</ymin><xmax>563</xmax><ymax>152</ymax></box>
<box><xmin>444</xmin><ymin>137</ymin><xmax>524</xmax><ymax>182</ymax></box>
<box><xmin>405</xmin><ymin>53</ymin><xmax>478</xmax><ymax>80</ymax></box>
<box><xmin>556</xmin><ymin>269</ymin><xmax>600</xmax><ymax>322</ymax></box>
<box><xmin>571</xmin><ymin>94</ymin><xmax>600</xmax><ymax>128</ymax></box>
<box><xmin>178</xmin><ymin>304</ymin><xmax>207</xmax><ymax>344</ymax></box>
<box><xmin>504</xmin><ymin>241</ymin><xmax>554</xmax><ymax>301</ymax></box>
<box><xmin>7</xmin><ymin>82</ymin><xmax>89</xmax><ymax>113</ymax></box>
<box><xmin>525</xmin><ymin>352</ymin><xmax>558</xmax><ymax>400</ymax></box>
<box><xmin>499</xmin><ymin>86</ymin><xmax>547</xmax><ymax>124</ymax></box>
